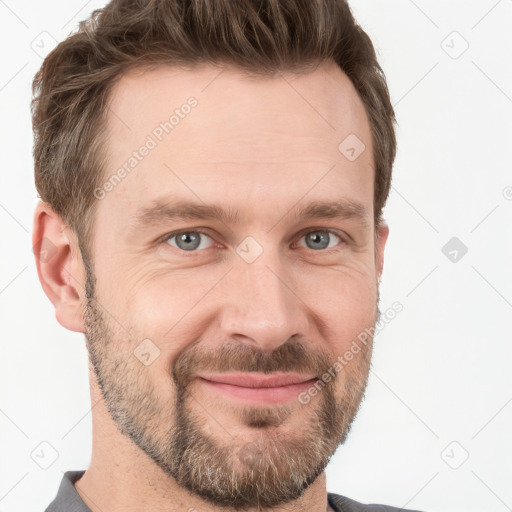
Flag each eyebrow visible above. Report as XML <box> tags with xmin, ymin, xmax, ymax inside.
<box><xmin>130</xmin><ymin>198</ymin><xmax>369</xmax><ymax>232</ymax></box>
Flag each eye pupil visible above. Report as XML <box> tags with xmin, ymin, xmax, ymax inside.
<box><xmin>305</xmin><ymin>231</ymin><xmax>330</xmax><ymax>250</ymax></box>
<box><xmin>168</xmin><ymin>230</ymin><xmax>339</xmax><ymax>253</ymax></box>
<box><xmin>176</xmin><ymin>232</ymin><xmax>201</xmax><ymax>251</ymax></box>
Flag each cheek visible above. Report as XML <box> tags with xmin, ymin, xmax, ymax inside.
<box><xmin>125</xmin><ymin>265</ymin><xmax>227</xmax><ymax>326</ymax></box>
<box><xmin>295</xmin><ymin>264</ymin><xmax>378</xmax><ymax>354</ymax></box>
<box><xmin>109</xmin><ymin>265</ymin><xmax>229</xmax><ymax>376</ymax></box>
<box><xmin>101</xmin><ymin>251</ymin><xmax>377</xmax><ymax>369</ymax></box>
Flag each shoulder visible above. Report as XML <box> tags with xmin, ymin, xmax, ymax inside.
<box><xmin>328</xmin><ymin>492</ymin><xmax>427</xmax><ymax>512</ymax></box>
<box><xmin>44</xmin><ymin>470</ymin><xmax>90</xmax><ymax>512</ymax></box>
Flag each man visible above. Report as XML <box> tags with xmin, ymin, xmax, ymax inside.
<box><xmin>32</xmin><ymin>0</ymin><xmax>423</xmax><ymax>511</ymax></box>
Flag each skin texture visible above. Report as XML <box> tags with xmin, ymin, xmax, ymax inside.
<box><xmin>33</xmin><ymin>60</ymin><xmax>389</xmax><ymax>512</ymax></box>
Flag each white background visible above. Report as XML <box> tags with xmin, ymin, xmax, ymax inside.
<box><xmin>1</xmin><ymin>1</ymin><xmax>511</xmax><ymax>511</ymax></box>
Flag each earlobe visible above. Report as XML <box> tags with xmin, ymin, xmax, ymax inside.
<box><xmin>32</xmin><ymin>202</ymin><xmax>86</xmax><ymax>333</ymax></box>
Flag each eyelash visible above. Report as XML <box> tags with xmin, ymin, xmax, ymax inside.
<box><xmin>160</xmin><ymin>228</ymin><xmax>347</xmax><ymax>255</ymax></box>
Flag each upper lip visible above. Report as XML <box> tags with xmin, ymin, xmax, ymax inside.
<box><xmin>198</xmin><ymin>373</ymin><xmax>317</xmax><ymax>388</ymax></box>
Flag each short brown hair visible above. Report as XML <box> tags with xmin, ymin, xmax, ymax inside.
<box><xmin>32</xmin><ymin>0</ymin><xmax>396</xmax><ymax>259</ymax></box>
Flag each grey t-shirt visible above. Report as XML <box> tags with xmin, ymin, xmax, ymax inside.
<box><xmin>44</xmin><ymin>470</ymin><xmax>425</xmax><ymax>512</ymax></box>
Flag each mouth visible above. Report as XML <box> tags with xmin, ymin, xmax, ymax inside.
<box><xmin>196</xmin><ymin>373</ymin><xmax>318</xmax><ymax>405</ymax></box>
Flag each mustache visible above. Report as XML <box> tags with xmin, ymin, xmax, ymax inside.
<box><xmin>171</xmin><ymin>338</ymin><xmax>335</xmax><ymax>390</ymax></box>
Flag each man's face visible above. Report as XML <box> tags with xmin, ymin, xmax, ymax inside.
<box><xmin>83</xmin><ymin>61</ymin><xmax>387</xmax><ymax>509</ymax></box>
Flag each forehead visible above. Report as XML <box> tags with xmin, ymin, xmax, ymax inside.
<box><xmin>106</xmin><ymin>60</ymin><xmax>371</xmax><ymax>150</ymax></box>
<box><xmin>97</xmin><ymin>61</ymin><xmax>374</xmax><ymax>229</ymax></box>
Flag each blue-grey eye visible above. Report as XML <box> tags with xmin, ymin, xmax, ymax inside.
<box><xmin>166</xmin><ymin>231</ymin><xmax>214</xmax><ymax>251</ymax></box>
<box><xmin>302</xmin><ymin>230</ymin><xmax>341</xmax><ymax>250</ymax></box>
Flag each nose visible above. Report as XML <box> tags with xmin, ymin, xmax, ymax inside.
<box><xmin>218</xmin><ymin>252</ymin><xmax>310</xmax><ymax>352</ymax></box>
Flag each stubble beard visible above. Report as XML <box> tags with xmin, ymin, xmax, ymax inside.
<box><xmin>82</xmin><ymin>256</ymin><xmax>378</xmax><ymax>510</ymax></box>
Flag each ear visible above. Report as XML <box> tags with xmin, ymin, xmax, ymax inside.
<box><xmin>32</xmin><ymin>201</ymin><xmax>87</xmax><ymax>333</ymax></box>
<box><xmin>375</xmin><ymin>219</ymin><xmax>389</xmax><ymax>281</ymax></box>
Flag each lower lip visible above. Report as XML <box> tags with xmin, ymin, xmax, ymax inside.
<box><xmin>197</xmin><ymin>378</ymin><xmax>318</xmax><ymax>405</ymax></box>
